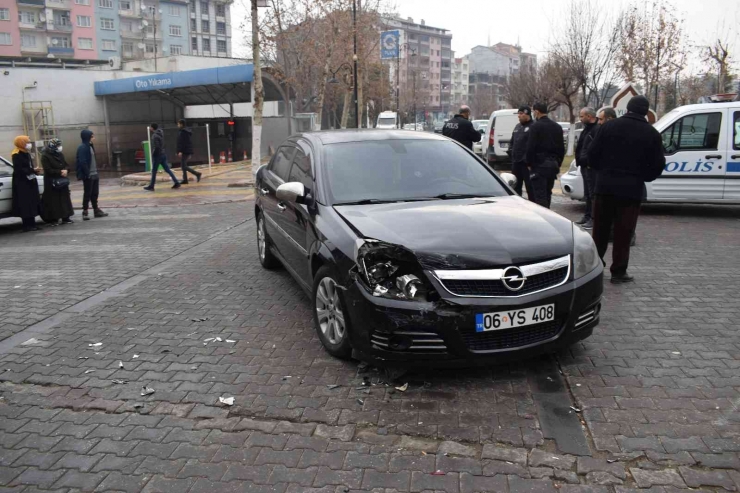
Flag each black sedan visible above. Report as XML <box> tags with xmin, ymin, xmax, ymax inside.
<box><xmin>254</xmin><ymin>131</ymin><xmax>603</xmax><ymax>367</ymax></box>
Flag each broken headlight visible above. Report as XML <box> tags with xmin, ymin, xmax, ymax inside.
<box><xmin>353</xmin><ymin>239</ymin><xmax>437</xmax><ymax>302</ymax></box>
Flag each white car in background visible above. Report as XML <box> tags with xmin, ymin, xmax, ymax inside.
<box><xmin>560</xmin><ymin>160</ymin><xmax>585</xmax><ymax>200</ymax></box>
<box><xmin>0</xmin><ymin>155</ymin><xmax>45</xmax><ymax>219</ymax></box>
<box><xmin>472</xmin><ymin>120</ymin><xmax>488</xmax><ymax>156</ymax></box>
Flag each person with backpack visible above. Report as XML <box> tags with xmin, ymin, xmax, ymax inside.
<box><xmin>587</xmin><ymin>96</ymin><xmax>665</xmax><ymax>284</ymax></box>
<box><xmin>143</xmin><ymin>123</ymin><xmax>180</xmax><ymax>191</ymax></box>
<box><xmin>176</xmin><ymin>119</ymin><xmax>201</xmax><ymax>184</ymax></box>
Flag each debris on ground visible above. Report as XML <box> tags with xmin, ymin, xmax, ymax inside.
<box><xmin>141</xmin><ymin>386</ymin><xmax>155</xmax><ymax>396</ymax></box>
<box><xmin>327</xmin><ymin>385</ymin><xmax>340</xmax><ymax>390</ymax></box>
<box><xmin>77</xmin><ymin>357</ymin><xmax>89</xmax><ymax>360</ymax></box>
<box><xmin>84</xmin><ymin>369</ymin><xmax>96</xmax><ymax>374</ymax></box>
<box><xmin>219</xmin><ymin>396</ymin><xmax>235</xmax><ymax>406</ymax></box>
<box><xmin>357</xmin><ymin>362</ymin><xmax>370</xmax><ymax>373</ymax></box>
<box><xmin>395</xmin><ymin>383</ymin><xmax>409</xmax><ymax>392</ymax></box>
<box><xmin>357</xmin><ymin>399</ymin><xmax>365</xmax><ymax>405</ymax></box>
<box><xmin>570</xmin><ymin>406</ymin><xmax>582</xmax><ymax>413</ymax></box>
<box><xmin>21</xmin><ymin>338</ymin><xmax>41</xmax><ymax>346</ymax></box>
<box><xmin>192</xmin><ymin>318</ymin><xmax>209</xmax><ymax>322</ymax></box>
<box><xmin>226</xmin><ymin>339</ymin><xmax>236</xmax><ymax>343</ymax></box>
<box><xmin>432</xmin><ymin>470</ymin><xmax>445</xmax><ymax>476</ymax></box>
<box><xmin>111</xmin><ymin>379</ymin><xmax>128</xmax><ymax>385</ymax></box>
<box><xmin>133</xmin><ymin>355</ymin><xmax>139</xmax><ymax>359</ymax></box>
<box><xmin>88</xmin><ymin>343</ymin><xmax>103</xmax><ymax>348</ymax></box>
<box><xmin>118</xmin><ymin>361</ymin><xmax>124</xmax><ymax>369</ymax></box>
<box><xmin>282</xmin><ymin>376</ymin><xmax>292</xmax><ymax>381</ymax></box>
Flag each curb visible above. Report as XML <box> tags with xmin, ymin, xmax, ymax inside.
<box><xmin>120</xmin><ymin>163</ymin><xmax>249</xmax><ymax>186</ymax></box>
<box><xmin>227</xmin><ymin>180</ymin><xmax>254</xmax><ymax>188</ymax></box>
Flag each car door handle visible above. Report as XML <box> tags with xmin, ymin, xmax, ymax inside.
<box><xmin>260</xmin><ymin>188</ymin><xmax>269</xmax><ymax>195</ymax></box>
<box><xmin>732</xmin><ymin>155</ymin><xmax>740</xmax><ymax>160</ymax></box>
<box><xmin>705</xmin><ymin>155</ymin><xmax>722</xmax><ymax>160</ymax></box>
<box><xmin>277</xmin><ymin>203</ymin><xmax>287</xmax><ymax>212</ymax></box>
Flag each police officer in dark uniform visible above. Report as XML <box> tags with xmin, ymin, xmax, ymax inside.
<box><xmin>507</xmin><ymin>106</ymin><xmax>534</xmax><ymax>197</ymax></box>
<box><xmin>443</xmin><ymin>105</ymin><xmax>482</xmax><ymax>151</ymax></box>
<box><xmin>525</xmin><ymin>102</ymin><xmax>565</xmax><ymax>209</ymax></box>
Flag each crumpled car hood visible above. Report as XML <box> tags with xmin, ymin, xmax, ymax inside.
<box><xmin>334</xmin><ymin>196</ymin><xmax>573</xmax><ymax>270</ymax></box>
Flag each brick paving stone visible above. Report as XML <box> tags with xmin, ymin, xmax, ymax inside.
<box><xmin>91</xmin><ymin>454</ymin><xmax>144</xmax><ymax>475</ymax></box>
<box><xmin>482</xmin><ymin>460</ymin><xmax>530</xmax><ymax>478</ymax></box>
<box><xmin>630</xmin><ymin>468</ymin><xmax>686</xmax><ymax>489</ymax></box>
<box><xmin>410</xmin><ymin>471</ymin><xmax>459</xmax><ymax>492</ymax></box>
<box><xmin>94</xmin><ymin>472</ymin><xmax>150</xmax><ymax>493</ymax></box>
<box><xmin>508</xmin><ymin>476</ymin><xmax>557</xmax><ymax>493</ymax></box>
<box><xmin>268</xmin><ymin>465</ymin><xmax>319</xmax><ymax>486</ymax></box>
<box><xmin>51</xmin><ymin>470</ymin><xmax>108</xmax><ymax>491</ymax></box>
<box><xmin>678</xmin><ymin>466</ymin><xmax>737</xmax><ymax>491</ymax></box>
<box><xmin>576</xmin><ymin>457</ymin><xmax>627</xmax><ymax>479</ymax></box>
<box><xmin>50</xmin><ymin>452</ymin><xmax>104</xmax><ymax>473</ymax></box>
<box><xmin>9</xmin><ymin>468</ymin><xmax>65</xmax><ymax>488</ymax></box>
<box><xmin>362</xmin><ymin>470</ymin><xmax>411</xmax><ymax>490</ymax></box>
<box><xmin>221</xmin><ymin>464</ymin><xmax>273</xmax><ymax>483</ymax></box>
<box><xmin>459</xmin><ymin>473</ymin><xmax>508</xmax><ymax>493</ymax></box>
<box><xmin>313</xmin><ymin>467</ymin><xmax>363</xmax><ymax>489</ymax></box>
<box><xmin>691</xmin><ymin>453</ymin><xmax>740</xmax><ymax>469</ymax></box>
<box><xmin>141</xmin><ymin>475</ymin><xmax>194</xmax><ymax>493</ymax></box>
<box><xmin>529</xmin><ymin>450</ymin><xmax>576</xmax><ymax>470</ymax></box>
<box><xmin>176</xmin><ymin>460</ymin><xmax>229</xmax><ymax>480</ymax></box>
<box><xmin>481</xmin><ymin>445</ymin><xmax>528</xmax><ymax>465</ymax></box>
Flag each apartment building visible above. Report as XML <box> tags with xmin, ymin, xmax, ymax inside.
<box><xmin>382</xmin><ymin>16</ymin><xmax>453</xmax><ymax>122</ymax></box>
<box><xmin>0</xmin><ymin>0</ymin><xmax>232</xmax><ymax>62</ymax></box>
<box><xmin>466</xmin><ymin>42</ymin><xmax>537</xmax><ymax>112</ymax></box>
<box><xmin>451</xmin><ymin>54</ymin><xmax>469</xmax><ymax>109</ymax></box>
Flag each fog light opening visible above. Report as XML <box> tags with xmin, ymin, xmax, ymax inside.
<box><xmin>388</xmin><ymin>335</ymin><xmax>413</xmax><ymax>351</ymax></box>
<box><xmin>563</xmin><ymin>185</ymin><xmax>572</xmax><ymax>193</ymax></box>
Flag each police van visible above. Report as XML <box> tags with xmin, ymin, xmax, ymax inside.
<box><xmin>560</xmin><ymin>97</ymin><xmax>740</xmax><ymax>203</ymax></box>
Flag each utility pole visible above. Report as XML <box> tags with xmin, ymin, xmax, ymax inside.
<box><xmin>251</xmin><ymin>0</ymin><xmax>264</xmax><ymax>177</ymax></box>
<box><xmin>352</xmin><ymin>0</ymin><xmax>359</xmax><ymax>129</ymax></box>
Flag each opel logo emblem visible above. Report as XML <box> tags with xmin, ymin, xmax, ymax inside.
<box><xmin>501</xmin><ymin>266</ymin><xmax>527</xmax><ymax>291</ymax></box>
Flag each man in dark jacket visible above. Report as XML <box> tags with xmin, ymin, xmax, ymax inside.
<box><xmin>75</xmin><ymin>130</ymin><xmax>108</xmax><ymax>220</ymax></box>
<box><xmin>443</xmin><ymin>105</ymin><xmax>482</xmax><ymax>150</ymax></box>
<box><xmin>507</xmin><ymin>106</ymin><xmax>534</xmax><ymax>197</ymax></box>
<box><xmin>588</xmin><ymin>95</ymin><xmax>665</xmax><ymax>284</ymax></box>
<box><xmin>177</xmin><ymin>119</ymin><xmax>201</xmax><ymax>184</ymax></box>
<box><xmin>525</xmin><ymin>102</ymin><xmax>565</xmax><ymax>208</ymax></box>
<box><xmin>574</xmin><ymin>107</ymin><xmax>599</xmax><ymax>228</ymax></box>
<box><xmin>144</xmin><ymin>122</ymin><xmax>180</xmax><ymax>191</ymax></box>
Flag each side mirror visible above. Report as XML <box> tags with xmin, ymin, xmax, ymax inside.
<box><xmin>276</xmin><ymin>182</ymin><xmax>306</xmax><ymax>204</ymax></box>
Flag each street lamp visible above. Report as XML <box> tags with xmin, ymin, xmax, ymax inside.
<box><xmin>396</xmin><ymin>44</ymin><xmax>417</xmax><ymax>114</ymax></box>
<box><xmin>140</xmin><ymin>3</ymin><xmax>161</xmax><ymax>71</ymax></box>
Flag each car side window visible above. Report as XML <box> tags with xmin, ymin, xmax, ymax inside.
<box><xmin>0</xmin><ymin>159</ymin><xmax>12</xmax><ymax>177</ymax></box>
<box><xmin>734</xmin><ymin>112</ymin><xmax>740</xmax><ymax>151</ymax></box>
<box><xmin>661</xmin><ymin>113</ymin><xmax>722</xmax><ymax>154</ymax></box>
<box><xmin>269</xmin><ymin>146</ymin><xmax>296</xmax><ymax>182</ymax></box>
<box><xmin>288</xmin><ymin>148</ymin><xmax>312</xmax><ymax>192</ymax></box>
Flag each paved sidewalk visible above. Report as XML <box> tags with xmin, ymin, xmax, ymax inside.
<box><xmin>0</xmin><ymin>196</ymin><xmax>738</xmax><ymax>492</ymax></box>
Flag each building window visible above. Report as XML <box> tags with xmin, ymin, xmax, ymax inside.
<box><xmin>191</xmin><ymin>37</ymin><xmax>197</xmax><ymax>51</ymax></box>
<box><xmin>122</xmin><ymin>41</ymin><xmax>133</xmax><ymax>55</ymax></box>
<box><xmin>98</xmin><ymin>0</ymin><xmax>113</xmax><ymax>8</ymax></box>
<box><xmin>200</xmin><ymin>1</ymin><xmax>207</xmax><ymax>14</ymax></box>
<box><xmin>0</xmin><ymin>33</ymin><xmax>11</xmax><ymax>45</ymax></box>
<box><xmin>121</xmin><ymin>20</ymin><xmax>132</xmax><ymax>31</ymax></box>
<box><xmin>78</xmin><ymin>37</ymin><xmax>93</xmax><ymax>49</ymax></box>
<box><xmin>202</xmin><ymin>38</ymin><xmax>210</xmax><ymax>51</ymax></box>
<box><xmin>170</xmin><ymin>44</ymin><xmax>182</xmax><ymax>55</ymax></box>
<box><xmin>76</xmin><ymin>15</ymin><xmax>91</xmax><ymax>27</ymax></box>
<box><xmin>21</xmin><ymin>34</ymin><xmax>36</xmax><ymax>47</ymax></box>
<box><xmin>102</xmin><ymin>39</ymin><xmax>116</xmax><ymax>50</ymax></box>
<box><xmin>217</xmin><ymin>39</ymin><xmax>225</xmax><ymax>52</ymax></box>
<box><xmin>119</xmin><ymin>0</ymin><xmax>131</xmax><ymax>9</ymax></box>
<box><xmin>19</xmin><ymin>11</ymin><xmax>36</xmax><ymax>24</ymax></box>
<box><xmin>201</xmin><ymin>19</ymin><xmax>209</xmax><ymax>32</ymax></box>
<box><xmin>216</xmin><ymin>21</ymin><xmax>225</xmax><ymax>35</ymax></box>
<box><xmin>190</xmin><ymin>0</ymin><xmax>195</xmax><ymax>13</ymax></box>
<box><xmin>190</xmin><ymin>19</ymin><xmax>196</xmax><ymax>31</ymax></box>
<box><xmin>51</xmin><ymin>36</ymin><xmax>71</xmax><ymax>47</ymax></box>
<box><xmin>215</xmin><ymin>3</ymin><xmax>225</xmax><ymax>16</ymax></box>
<box><xmin>0</xmin><ymin>9</ymin><xmax>9</xmax><ymax>21</ymax></box>
<box><xmin>169</xmin><ymin>25</ymin><xmax>181</xmax><ymax>36</ymax></box>
<box><xmin>145</xmin><ymin>43</ymin><xmax>155</xmax><ymax>53</ymax></box>
<box><xmin>169</xmin><ymin>5</ymin><xmax>180</xmax><ymax>16</ymax></box>
<box><xmin>147</xmin><ymin>5</ymin><xmax>155</xmax><ymax>16</ymax></box>
<box><xmin>100</xmin><ymin>18</ymin><xmax>115</xmax><ymax>30</ymax></box>
<box><xmin>75</xmin><ymin>0</ymin><xmax>90</xmax><ymax>4</ymax></box>
<box><xmin>54</xmin><ymin>12</ymin><xmax>71</xmax><ymax>25</ymax></box>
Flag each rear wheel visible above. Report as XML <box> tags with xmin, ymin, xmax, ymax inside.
<box><xmin>256</xmin><ymin>211</ymin><xmax>279</xmax><ymax>269</ymax></box>
<box><xmin>313</xmin><ymin>266</ymin><xmax>352</xmax><ymax>359</ymax></box>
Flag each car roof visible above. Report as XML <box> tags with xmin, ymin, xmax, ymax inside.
<box><xmin>492</xmin><ymin>109</ymin><xmax>518</xmax><ymax>116</ymax></box>
<box><xmin>296</xmin><ymin>129</ymin><xmax>448</xmax><ymax>145</ymax></box>
<box><xmin>669</xmin><ymin>101</ymin><xmax>740</xmax><ymax>115</ymax></box>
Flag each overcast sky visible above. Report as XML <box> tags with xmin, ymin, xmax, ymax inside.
<box><xmin>233</xmin><ymin>0</ymin><xmax>740</xmax><ymax>72</ymax></box>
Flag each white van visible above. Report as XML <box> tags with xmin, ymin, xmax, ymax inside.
<box><xmin>483</xmin><ymin>109</ymin><xmax>519</xmax><ymax>169</ymax></box>
<box><xmin>376</xmin><ymin>111</ymin><xmax>400</xmax><ymax>129</ymax></box>
<box><xmin>560</xmin><ymin>100</ymin><xmax>740</xmax><ymax>203</ymax></box>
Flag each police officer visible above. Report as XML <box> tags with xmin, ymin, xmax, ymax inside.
<box><xmin>525</xmin><ymin>102</ymin><xmax>565</xmax><ymax>209</ymax></box>
<box><xmin>443</xmin><ymin>105</ymin><xmax>482</xmax><ymax>151</ymax></box>
<box><xmin>507</xmin><ymin>106</ymin><xmax>534</xmax><ymax>197</ymax></box>
<box><xmin>574</xmin><ymin>107</ymin><xmax>599</xmax><ymax>229</ymax></box>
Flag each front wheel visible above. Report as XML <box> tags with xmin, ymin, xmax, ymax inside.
<box><xmin>312</xmin><ymin>266</ymin><xmax>352</xmax><ymax>359</ymax></box>
<box><xmin>256</xmin><ymin>212</ymin><xmax>279</xmax><ymax>269</ymax></box>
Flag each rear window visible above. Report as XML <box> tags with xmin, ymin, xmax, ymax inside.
<box><xmin>323</xmin><ymin>139</ymin><xmax>509</xmax><ymax>204</ymax></box>
<box><xmin>378</xmin><ymin>118</ymin><xmax>396</xmax><ymax>126</ymax></box>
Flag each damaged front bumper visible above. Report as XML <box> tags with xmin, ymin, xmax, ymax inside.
<box><xmin>342</xmin><ymin>265</ymin><xmax>603</xmax><ymax>368</ymax></box>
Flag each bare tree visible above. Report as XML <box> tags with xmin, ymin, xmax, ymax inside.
<box><xmin>702</xmin><ymin>22</ymin><xmax>737</xmax><ymax>94</ymax></box>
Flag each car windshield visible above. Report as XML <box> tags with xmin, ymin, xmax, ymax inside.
<box><xmin>324</xmin><ymin>139</ymin><xmax>510</xmax><ymax>204</ymax></box>
<box><xmin>378</xmin><ymin>118</ymin><xmax>395</xmax><ymax>126</ymax></box>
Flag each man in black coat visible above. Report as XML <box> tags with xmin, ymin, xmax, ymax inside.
<box><xmin>443</xmin><ymin>105</ymin><xmax>482</xmax><ymax>150</ymax></box>
<box><xmin>574</xmin><ymin>107</ymin><xmax>599</xmax><ymax>229</ymax></box>
<box><xmin>507</xmin><ymin>106</ymin><xmax>534</xmax><ymax>197</ymax></box>
<box><xmin>524</xmin><ymin>102</ymin><xmax>565</xmax><ymax>209</ymax></box>
<box><xmin>587</xmin><ymin>95</ymin><xmax>665</xmax><ymax>284</ymax></box>
<box><xmin>144</xmin><ymin>122</ymin><xmax>181</xmax><ymax>192</ymax></box>
<box><xmin>177</xmin><ymin>119</ymin><xmax>202</xmax><ymax>184</ymax></box>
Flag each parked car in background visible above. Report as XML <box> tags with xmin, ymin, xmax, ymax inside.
<box><xmin>473</xmin><ymin>122</ymin><xmax>487</xmax><ymax>157</ymax></box>
<box><xmin>0</xmin><ymin>155</ymin><xmax>45</xmax><ymax>219</ymax></box>
<box><xmin>376</xmin><ymin>111</ymin><xmax>400</xmax><ymax>129</ymax></box>
<box><xmin>254</xmin><ymin>130</ymin><xmax>603</xmax><ymax>367</ymax></box>
<box><xmin>558</xmin><ymin>122</ymin><xmax>571</xmax><ymax>145</ymax></box>
<box><xmin>434</xmin><ymin>122</ymin><xmax>445</xmax><ymax>134</ymax></box>
<box><xmin>483</xmin><ymin>109</ymin><xmax>519</xmax><ymax>169</ymax></box>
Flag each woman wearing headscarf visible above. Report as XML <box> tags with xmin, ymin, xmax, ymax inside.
<box><xmin>11</xmin><ymin>135</ymin><xmax>41</xmax><ymax>232</ymax></box>
<box><xmin>40</xmin><ymin>138</ymin><xmax>74</xmax><ymax>225</ymax></box>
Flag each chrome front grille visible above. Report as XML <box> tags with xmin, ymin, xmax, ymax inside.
<box><xmin>460</xmin><ymin>319</ymin><xmax>562</xmax><ymax>352</ymax></box>
<box><xmin>434</xmin><ymin>255</ymin><xmax>570</xmax><ymax>298</ymax></box>
<box><xmin>371</xmin><ymin>328</ymin><xmax>447</xmax><ymax>353</ymax></box>
<box><xmin>574</xmin><ymin>302</ymin><xmax>600</xmax><ymax>330</ymax></box>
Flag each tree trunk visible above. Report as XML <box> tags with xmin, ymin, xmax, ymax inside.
<box><xmin>251</xmin><ymin>0</ymin><xmax>264</xmax><ymax>177</ymax></box>
<box><xmin>341</xmin><ymin>90</ymin><xmax>351</xmax><ymax>128</ymax></box>
<box><xmin>316</xmin><ymin>52</ymin><xmax>333</xmax><ymax>131</ymax></box>
<box><xmin>357</xmin><ymin>63</ymin><xmax>364</xmax><ymax>128</ymax></box>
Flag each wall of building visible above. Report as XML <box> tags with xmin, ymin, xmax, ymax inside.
<box><xmin>74</xmin><ymin>0</ymin><xmax>98</xmax><ymax>59</ymax></box>
<box><xmin>160</xmin><ymin>0</ymin><xmax>187</xmax><ymax>56</ymax></box>
<box><xmin>0</xmin><ymin>0</ymin><xmax>22</xmax><ymax>57</ymax></box>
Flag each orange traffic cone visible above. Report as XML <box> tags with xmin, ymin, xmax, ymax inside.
<box><xmin>210</xmin><ymin>155</ymin><xmax>215</xmax><ymax>164</ymax></box>
<box><xmin>219</xmin><ymin>152</ymin><xmax>225</xmax><ymax>163</ymax></box>
<box><xmin>243</xmin><ymin>150</ymin><xmax>247</xmax><ymax>161</ymax></box>
<box><xmin>227</xmin><ymin>149</ymin><xmax>232</xmax><ymax>162</ymax></box>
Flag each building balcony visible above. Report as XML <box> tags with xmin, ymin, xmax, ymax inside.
<box><xmin>45</xmin><ymin>0</ymin><xmax>71</xmax><ymax>8</ymax></box>
<box><xmin>121</xmin><ymin>29</ymin><xmax>143</xmax><ymax>39</ymax></box>
<box><xmin>19</xmin><ymin>22</ymin><xmax>45</xmax><ymax>30</ymax></box>
<box><xmin>48</xmin><ymin>23</ymin><xmax>73</xmax><ymax>32</ymax></box>
<box><xmin>17</xmin><ymin>0</ymin><xmax>45</xmax><ymax>6</ymax></box>
<box><xmin>21</xmin><ymin>45</ymin><xmax>47</xmax><ymax>54</ymax></box>
<box><xmin>48</xmin><ymin>46</ymin><xmax>74</xmax><ymax>55</ymax></box>
<box><xmin>119</xmin><ymin>9</ymin><xmax>141</xmax><ymax>17</ymax></box>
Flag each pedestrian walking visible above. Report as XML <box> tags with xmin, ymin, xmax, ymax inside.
<box><xmin>177</xmin><ymin>119</ymin><xmax>202</xmax><ymax>185</ymax></box>
<box><xmin>11</xmin><ymin>136</ymin><xmax>41</xmax><ymax>232</ymax></box>
<box><xmin>587</xmin><ymin>95</ymin><xmax>665</xmax><ymax>284</ymax></box>
<box><xmin>76</xmin><ymin>130</ymin><xmax>109</xmax><ymax>221</ymax></box>
<box><xmin>442</xmin><ymin>105</ymin><xmax>482</xmax><ymax>151</ymax></box>
<box><xmin>40</xmin><ymin>138</ymin><xmax>74</xmax><ymax>225</ymax></box>
<box><xmin>143</xmin><ymin>123</ymin><xmax>180</xmax><ymax>191</ymax></box>
<box><xmin>524</xmin><ymin>102</ymin><xmax>565</xmax><ymax>209</ymax></box>
<box><xmin>507</xmin><ymin>106</ymin><xmax>534</xmax><ymax>197</ymax></box>
<box><xmin>573</xmin><ymin>107</ymin><xmax>599</xmax><ymax>229</ymax></box>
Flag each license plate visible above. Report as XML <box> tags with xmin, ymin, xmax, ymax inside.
<box><xmin>499</xmin><ymin>143</ymin><xmax>509</xmax><ymax>149</ymax></box>
<box><xmin>475</xmin><ymin>304</ymin><xmax>555</xmax><ymax>332</ymax></box>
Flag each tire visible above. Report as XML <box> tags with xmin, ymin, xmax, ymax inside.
<box><xmin>312</xmin><ymin>265</ymin><xmax>353</xmax><ymax>359</ymax></box>
<box><xmin>256</xmin><ymin>211</ymin><xmax>280</xmax><ymax>269</ymax></box>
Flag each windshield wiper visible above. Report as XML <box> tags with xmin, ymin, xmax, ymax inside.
<box><xmin>428</xmin><ymin>193</ymin><xmax>498</xmax><ymax>200</ymax></box>
<box><xmin>335</xmin><ymin>199</ymin><xmax>401</xmax><ymax>205</ymax></box>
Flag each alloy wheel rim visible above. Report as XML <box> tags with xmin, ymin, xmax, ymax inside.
<box><xmin>316</xmin><ymin>277</ymin><xmax>345</xmax><ymax>345</ymax></box>
<box><xmin>257</xmin><ymin>217</ymin><xmax>266</xmax><ymax>262</ymax></box>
